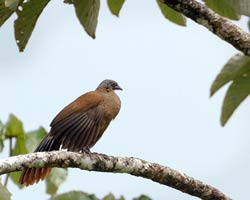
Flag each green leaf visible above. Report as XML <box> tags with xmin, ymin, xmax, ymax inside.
<box><xmin>5</xmin><ymin>114</ymin><xmax>24</xmax><ymax>138</ymax></box>
<box><xmin>238</xmin><ymin>0</ymin><xmax>250</xmax><ymax>17</ymax></box>
<box><xmin>7</xmin><ymin>117</ymin><xmax>28</xmax><ymax>187</ymax></box>
<box><xmin>0</xmin><ymin>121</ymin><xmax>4</xmax><ymax>152</ymax></box>
<box><xmin>7</xmin><ymin>114</ymin><xmax>27</xmax><ymax>155</ymax></box>
<box><xmin>5</xmin><ymin>0</ymin><xmax>18</xmax><ymax>10</ymax></box>
<box><xmin>46</xmin><ymin>168</ymin><xmax>68</xmax><ymax>195</ymax></box>
<box><xmin>157</xmin><ymin>0</ymin><xmax>186</xmax><ymax>26</ymax></box>
<box><xmin>12</xmin><ymin>136</ymin><xmax>27</xmax><ymax>155</ymax></box>
<box><xmin>107</xmin><ymin>0</ymin><xmax>125</xmax><ymax>17</ymax></box>
<box><xmin>49</xmin><ymin>191</ymin><xmax>99</xmax><ymax>200</ymax></box>
<box><xmin>102</xmin><ymin>193</ymin><xmax>115</xmax><ymax>200</ymax></box>
<box><xmin>9</xmin><ymin>171</ymin><xmax>23</xmax><ymax>188</ymax></box>
<box><xmin>14</xmin><ymin>0</ymin><xmax>50</xmax><ymax>52</ymax></box>
<box><xmin>102</xmin><ymin>193</ymin><xmax>125</xmax><ymax>200</ymax></box>
<box><xmin>0</xmin><ymin>182</ymin><xmax>11</xmax><ymax>200</ymax></box>
<box><xmin>221</xmin><ymin>71</ymin><xmax>250</xmax><ymax>126</ymax></box>
<box><xmin>132</xmin><ymin>195</ymin><xmax>152</xmax><ymax>200</ymax></box>
<box><xmin>204</xmin><ymin>0</ymin><xmax>240</xmax><ymax>20</ymax></box>
<box><xmin>210</xmin><ymin>54</ymin><xmax>250</xmax><ymax>126</ymax></box>
<box><xmin>24</xmin><ymin>127</ymin><xmax>47</xmax><ymax>153</ymax></box>
<box><xmin>0</xmin><ymin>0</ymin><xmax>14</xmax><ymax>27</ymax></box>
<box><xmin>210</xmin><ymin>54</ymin><xmax>250</xmax><ymax>96</ymax></box>
<box><xmin>73</xmin><ymin>0</ymin><xmax>100</xmax><ymax>38</ymax></box>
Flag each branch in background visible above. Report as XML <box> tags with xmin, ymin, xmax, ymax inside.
<box><xmin>0</xmin><ymin>151</ymin><xmax>231</xmax><ymax>200</ymax></box>
<box><xmin>161</xmin><ymin>0</ymin><xmax>250</xmax><ymax>56</ymax></box>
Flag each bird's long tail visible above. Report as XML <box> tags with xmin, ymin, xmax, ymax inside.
<box><xmin>19</xmin><ymin>168</ymin><xmax>52</xmax><ymax>186</ymax></box>
<box><xmin>19</xmin><ymin>135</ymin><xmax>59</xmax><ymax>186</ymax></box>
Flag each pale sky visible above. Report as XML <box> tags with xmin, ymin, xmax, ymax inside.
<box><xmin>1</xmin><ymin>1</ymin><xmax>250</xmax><ymax>200</ymax></box>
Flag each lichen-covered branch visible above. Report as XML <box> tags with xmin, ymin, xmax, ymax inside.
<box><xmin>161</xmin><ymin>0</ymin><xmax>250</xmax><ymax>56</ymax></box>
<box><xmin>0</xmin><ymin>151</ymin><xmax>231</xmax><ymax>200</ymax></box>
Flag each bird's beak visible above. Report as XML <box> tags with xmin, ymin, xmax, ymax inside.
<box><xmin>114</xmin><ymin>85</ymin><xmax>123</xmax><ymax>91</ymax></box>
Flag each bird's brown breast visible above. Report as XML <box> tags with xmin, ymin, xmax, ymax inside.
<box><xmin>94</xmin><ymin>89</ymin><xmax>121</xmax><ymax>143</ymax></box>
<box><xmin>101</xmin><ymin>90</ymin><xmax>121</xmax><ymax>121</ymax></box>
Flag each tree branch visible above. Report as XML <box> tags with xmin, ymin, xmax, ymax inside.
<box><xmin>161</xmin><ymin>0</ymin><xmax>250</xmax><ymax>56</ymax></box>
<box><xmin>0</xmin><ymin>151</ymin><xmax>231</xmax><ymax>200</ymax></box>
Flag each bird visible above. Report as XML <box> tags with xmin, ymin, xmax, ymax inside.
<box><xmin>19</xmin><ymin>79</ymin><xmax>122</xmax><ymax>186</ymax></box>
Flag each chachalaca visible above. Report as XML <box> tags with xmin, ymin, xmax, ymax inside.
<box><xmin>19</xmin><ymin>79</ymin><xmax>122</xmax><ymax>186</ymax></box>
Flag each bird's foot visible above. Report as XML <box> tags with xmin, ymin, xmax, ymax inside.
<box><xmin>80</xmin><ymin>148</ymin><xmax>91</xmax><ymax>154</ymax></box>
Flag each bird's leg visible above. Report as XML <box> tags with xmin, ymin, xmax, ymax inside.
<box><xmin>81</xmin><ymin>147</ymin><xmax>91</xmax><ymax>154</ymax></box>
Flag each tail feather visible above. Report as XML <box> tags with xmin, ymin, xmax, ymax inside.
<box><xmin>28</xmin><ymin>168</ymin><xmax>35</xmax><ymax>183</ymax></box>
<box><xmin>19</xmin><ymin>168</ymin><xmax>52</xmax><ymax>186</ymax></box>
<box><xmin>40</xmin><ymin>167</ymin><xmax>52</xmax><ymax>180</ymax></box>
<box><xmin>34</xmin><ymin>168</ymin><xmax>41</xmax><ymax>184</ymax></box>
<box><xmin>19</xmin><ymin>134</ymin><xmax>57</xmax><ymax>186</ymax></box>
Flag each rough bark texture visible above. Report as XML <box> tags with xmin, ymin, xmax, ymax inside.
<box><xmin>0</xmin><ymin>151</ymin><xmax>231</xmax><ymax>200</ymax></box>
<box><xmin>161</xmin><ymin>0</ymin><xmax>250</xmax><ymax>56</ymax></box>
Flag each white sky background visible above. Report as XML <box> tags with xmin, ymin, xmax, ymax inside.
<box><xmin>1</xmin><ymin>0</ymin><xmax>250</xmax><ymax>199</ymax></box>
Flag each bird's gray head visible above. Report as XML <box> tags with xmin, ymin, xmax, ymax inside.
<box><xmin>97</xmin><ymin>79</ymin><xmax>122</xmax><ymax>91</ymax></box>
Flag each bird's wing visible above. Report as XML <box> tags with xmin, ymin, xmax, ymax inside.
<box><xmin>50</xmin><ymin>91</ymin><xmax>102</xmax><ymax>126</ymax></box>
<box><xmin>19</xmin><ymin>92</ymin><xmax>105</xmax><ymax>186</ymax></box>
<box><xmin>35</xmin><ymin>92</ymin><xmax>105</xmax><ymax>152</ymax></box>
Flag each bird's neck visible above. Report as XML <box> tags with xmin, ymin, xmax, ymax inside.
<box><xmin>96</xmin><ymin>87</ymin><xmax>113</xmax><ymax>93</ymax></box>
